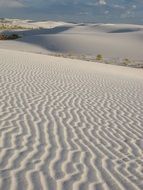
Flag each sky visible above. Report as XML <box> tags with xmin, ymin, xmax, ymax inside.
<box><xmin>0</xmin><ymin>0</ymin><xmax>143</xmax><ymax>24</ymax></box>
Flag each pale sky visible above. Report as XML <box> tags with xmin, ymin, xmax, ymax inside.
<box><xmin>0</xmin><ymin>0</ymin><xmax>143</xmax><ymax>24</ymax></box>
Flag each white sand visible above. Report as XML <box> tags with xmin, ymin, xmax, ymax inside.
<box><xmin>0</xmin><ymin>48</ymin><xmax>143</xmax><ymax>190</ymax></box>
<box><xmin>0</xmin><ymin>20</ymin><xmax>143</xmax><ymax>62</ymax></box>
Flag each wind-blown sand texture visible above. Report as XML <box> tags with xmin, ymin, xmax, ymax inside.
<box><xmin>0</xmin><ymin>49</ymin><xmax>143</xmax><ymax>190</ymax></box>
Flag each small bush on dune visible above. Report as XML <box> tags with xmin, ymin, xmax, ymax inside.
<box><xmin>0</xmin><ymin>34</ymin><xmax>7</xmax><ymax>40</ymax></box>
<box><xmin>123</xmin><ymin>58</ymin><xmax>131</xmax><ymax>66</ymax></box>
<box><xmin>96</xmin><ymin>54</ymin><xmax>103</xmax><ymax>62</ymax></box>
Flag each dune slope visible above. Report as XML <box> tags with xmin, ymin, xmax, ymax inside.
<box><xmin>0</xmin><ymin>49</ymin><xmax>143</xmax><ymax>190</ymax></box>
<box><xmin>1</xmin><ymin>22</ymin><xmax>143</xmax><ymax>62</ymax></box>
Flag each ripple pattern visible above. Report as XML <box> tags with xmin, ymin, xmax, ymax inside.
<box><xmin>0</xmin><ymin>50</ymin><xmax>143</xmax><ymax>190</ymax></box>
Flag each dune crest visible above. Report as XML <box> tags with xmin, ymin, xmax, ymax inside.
<box><xmin>0</xmin><ymin>19</ymin><xmax>143</xmax><ymax>65</ymax></box>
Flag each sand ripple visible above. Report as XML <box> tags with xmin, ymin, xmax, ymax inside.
<box><xmin>0</xmin><ymin>50</ymin><xmax>143</xmax><ymax>190</ymax></box>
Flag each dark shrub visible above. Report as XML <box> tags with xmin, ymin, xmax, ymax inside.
<box><xmin>96</xmin><ymin>54</ymin><xmax>103</xmax><ymax>61</ymax></box>
<box><xmin>0</xmin><ymin>33</ymin><xmax>20</xmax><ymax>40</ymax></box>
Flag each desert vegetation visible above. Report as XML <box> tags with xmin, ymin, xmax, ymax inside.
<box><xmin>0</xmin><ymin>34</ymin><xmax>20</xmax><ymax>40</ymax></box>
<box><xmin>96</xmin><ymin>54</ymin><xmax>103</xmax><ymax>62</ymax></box>
<box><xmin>0</xmin><ymin>24</ymin><xmax>30</xmax><ymax>30</ymax></box>
<box><xmin>123</xmin><ymin>58</ymin><xmax>131</xmax><ymax>66</ymax></box>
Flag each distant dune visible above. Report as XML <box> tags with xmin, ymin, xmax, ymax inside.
<box><xmin>0</xmin><ymin>19</ymin><xmax>143</xmax><ymax>65</ymax></box>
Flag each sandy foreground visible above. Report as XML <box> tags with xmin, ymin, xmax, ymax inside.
<box><xmin>0</xmin><ymin>47</ymin><xmax>143</xmax><ymax>190</ymax></box>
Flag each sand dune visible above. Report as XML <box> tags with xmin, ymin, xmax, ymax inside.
<box><xmin>0</xmin><ymin>49</ymin><xmax>143</xmax><ymax>190</ymax></box>
<box><xmin>0</xmin><ymin>21</ymin><xmax>143</xmax><ymax>62</ymax></box>
<box><xmin>0</xmin><ymin>18</ymin><xmax>68</xmax><ymax>29</ymax></box>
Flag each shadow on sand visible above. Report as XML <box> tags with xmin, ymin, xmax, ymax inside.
<box><xmin>0</xmin><ymin>25</ymin><xmax>72</xmax><ymax>36</ymax></box>
<box><xmin>108</xmin><ymin>28</ymin><xmax>141</xmax><ymax>33</ymax></box>
<box><xmin>0</xmin><ymin>25</ymin><xmax>73</xmax><ymax>52</ymax></box>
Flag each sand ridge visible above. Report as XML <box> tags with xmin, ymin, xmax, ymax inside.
<box><xmin>0</xmin><ymin>49</ymin><xmax>143</xmax><ymax>190</ymax></box>
<box><xmin>0</xmin><ymin>20</ymin><xmax>143</xmax><ymax>63</ymax></box>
